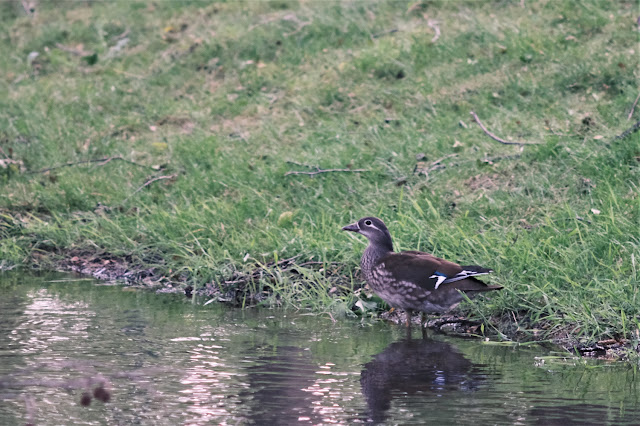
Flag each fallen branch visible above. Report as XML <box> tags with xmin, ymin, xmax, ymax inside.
<box><xmin>470</xmin><ymin>111</ymin><xmax>539</xmax><ymax>145</ymax></box>
<box><xmin>628</xmin><ymin>92</ymin><xmax>640</xmax><ymax>120</ymax></box>
<box><xmin>614</xmin><ymin>119</ymin><xmax>640</xmax><ymax>141</ymax></box>
<box><xmin>120</xmin><ymin>174</ymin><xmax>177</xmax><ymax>205</ymax></box>
<box><xmin>285</xmin><ymin>167</ymin><xmax>368</xmax><ymax>177</ymax></box>
<box><xmin>26</xmin><ymin>156</ymin><xmax>150</xmax><ymax>174</ymax></box>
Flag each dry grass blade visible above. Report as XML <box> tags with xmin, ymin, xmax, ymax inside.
<box><xmin>120</xmin><ymin>174</ymin><xmax>177</xmax><ymax>205</ymax></box>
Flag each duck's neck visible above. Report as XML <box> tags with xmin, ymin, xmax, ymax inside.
<box><xmin>362</xmin><ymin>239</ymin><xmax>394</xmax><ymax>272</ymax></box>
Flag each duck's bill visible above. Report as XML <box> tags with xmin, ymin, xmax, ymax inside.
<box><xmin>342</xmin><ymin>223</ymin><xmax>359</xmax><ymax>232</ymax></box>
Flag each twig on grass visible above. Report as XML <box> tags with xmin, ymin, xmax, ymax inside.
<box><xmin>614</xmin><ymin>119</ymin><xmax>640</xmax><ymax>141</ymax></box>
<box><xmin>21</xmin><ymin>0</ymin><xmax>35</xmax><ymax>15</ymax></box>
<box><xmin>27</xmin><ymin>156</ymin><xmax>150</xmax><ymax>174</ymax></box>
<box><xmin>112</xmin><ymin>68</ymin><xmax>145</xmax><ymax>79</ymax></box>
<box><xmin>285</xmin><ymin>167</ymin><xmax>368</xmax><ymax>177</ymax></box>
<box><xmin>427</xmin><ymin>20</ymin><xmax>441</xmax><ymax>43</ymax></box>
<box><xmin>55</xmin><ymin>43</ymin><xmax>92</xmax><ymax>56</ymax></box>
<box><xmin>482</xmin><ymin>154</ymin><xmax>522</xmax><ymax>164</ymax></box>
<box><xmin>470</xmin><ymin>111</ymin><xmax>539</xmax><ymax>145</ymax></box>
<box><xmin>282</xmin><ymin>14</ymin><xmax>312</xmax><ymax>37</ymax></box>
<box><xmin>247</xmin><ymin>15</ymin><xmax>280</xmax><ymax>32</ymax></box>
<box><xmin>372</xmin><ymin>29</ymin><xmax>399</xmax><ymax>39</ymax></box>
<box><xmin>628</xmin><ymin>92</ymin><xmax>640</xmax><ymax>120</ymax></box>
<box><xmin>297</xmin><ymin>260</ymin><xmax>341</xmax><ymax>267</ymax></box>
<box><xmin>413</xmin><ymin>153</ymin><xmax>458</xmax><ymax>177</ymax></box>
<box><xmin>114</xmin><ymin>27</ymin><xmax>131</xmax><ymax>41</ymax></box>
<box><xmin>284</xmin><ymin>20</ymin><xmax>312</xmax><ymax>37</ymax></box>
<box><xmin>120</xmin><ymin>174</ymin><xmax>177</xmax><ymax>205</ymax></box>
<box><xmin>286</xmin><ymin>160</ymin><xmax>313</xmax><ymax>168</ymax></box>
<box><xmin>427</xmin><ymin>153</ymin><xmax>457</xmax><ymax>170</ymax></box>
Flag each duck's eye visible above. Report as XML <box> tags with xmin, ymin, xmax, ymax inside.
<box><xmin>364</xmin><ymin>220</ymin><xmax>372</xmax><ymax>226</ymax></box>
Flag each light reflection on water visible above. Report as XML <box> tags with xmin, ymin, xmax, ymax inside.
<box><xmin>0</xmin><ymin>272</ymin><xmax>639</xmax><ymax>425</ymax></box>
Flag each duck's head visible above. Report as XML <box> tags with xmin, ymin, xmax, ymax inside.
<box><xmin>342</xmin><ymin>216</ymin><xmax>393</xmax><ymax>251</ymax></box>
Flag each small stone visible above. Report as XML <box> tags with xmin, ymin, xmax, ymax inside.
<box><xmin>80</xmin><ymin>392</ymin><xmax>92</xmax><ymax>406</ymax></box>
<box><xmin>93</xmin><ymin>386</ymin><xmax>111</xmax><ymax>403</ymax></box>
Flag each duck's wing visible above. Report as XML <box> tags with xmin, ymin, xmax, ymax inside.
<box><xmin>379</xmin><ymin>251</ymin><xmax>498</xmax><ymax>292</ymax></box>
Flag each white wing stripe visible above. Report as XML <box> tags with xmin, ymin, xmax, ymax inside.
<box><xmin>430</xmin><ymin>274</ymin><xmax>447</xmax><ymax>289</ymax></box>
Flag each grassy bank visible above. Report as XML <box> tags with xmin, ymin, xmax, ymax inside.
<box><xmin>1</xmin><ymin>1</ymin><xmax>638</xmax><ymax>353</ymax></box>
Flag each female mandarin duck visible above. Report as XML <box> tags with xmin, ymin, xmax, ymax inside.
<box><xmin>342</xmin><ymin>217</ymin><xmax>502</xmax><ymax>327</ymax></box>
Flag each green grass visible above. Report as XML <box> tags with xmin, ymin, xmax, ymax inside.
<box><xmin>1</xmin><ymin>0</ymin><xmax>639</xmax><ymax>347</ymax></box>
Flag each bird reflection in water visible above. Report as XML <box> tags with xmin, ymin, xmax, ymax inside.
<box><xmin>360</xmin><ymin>333</ymin><xmax>485</xmax><ymax>424</ymax></box>
<box><xmin>240</xmin><ymin>346</ymin><xmax>322</xmax><ymax>425</ymax></box>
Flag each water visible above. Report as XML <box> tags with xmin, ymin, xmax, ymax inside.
<box><xmin>0</xmin><ymin>272</ymin><xmax>638</xmax><ymax>425</ymax></box>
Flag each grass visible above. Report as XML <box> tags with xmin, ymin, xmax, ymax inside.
<box><xmin>0</xmin><ymin>0</ymin><xmax>638</xmax><ymax>349</ymax></box>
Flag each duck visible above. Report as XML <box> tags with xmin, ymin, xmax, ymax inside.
<box><xmin>342</xmin><ymin>216</ymin><xmax>502</xmax><ymax>326</ymax></box>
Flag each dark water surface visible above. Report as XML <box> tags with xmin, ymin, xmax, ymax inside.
<box><xmin>0</xmin><ymin>272</ymin><xmax>638</xmax><ymax>425</ymax></box>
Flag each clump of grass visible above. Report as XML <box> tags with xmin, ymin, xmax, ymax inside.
<box><xmin>0</xmin><ymin>0</ymin><xmax>638</xmax><ymax>347</ymax></box>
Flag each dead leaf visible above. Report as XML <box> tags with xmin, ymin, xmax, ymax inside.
<box><xmin>151</xmin><ymin>142</ymin><xmax>168</xmax><ymax>151</ymax></box>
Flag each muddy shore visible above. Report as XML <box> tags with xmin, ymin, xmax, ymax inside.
<box><xmin>30</xmin><ymin>250</ymin><xmax>636</xmax><ymax>362</ymax></box>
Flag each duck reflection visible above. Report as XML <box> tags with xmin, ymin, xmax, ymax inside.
<box><xmin>360</xmin><ymin>334</ymin><xmax>484</xmax><ymax>424</ymax></box>
<box><xmin>241</xmin><ymin>345</ymin><xmax>322</xmax><ymax>425</ymax></box>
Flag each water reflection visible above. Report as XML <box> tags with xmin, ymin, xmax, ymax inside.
<box><xmin>360</xmin><ymin>333</ymin><xmax>485</xmax><ymax>424</ymax></box>
<box><xmin>241</xmin><ymin>346</ymin><xmax>323</xmax><ymax>424</ymax></box>
<box><xmin>2</xmin><ymin>273</ymin><xmax>640</xmax><ymax>425</ymax></box>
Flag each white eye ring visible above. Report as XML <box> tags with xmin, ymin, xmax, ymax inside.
<box><xmin>364</xmin><ymin>220</ymin><xmax>372</xmax><ymax>226</ymax></box>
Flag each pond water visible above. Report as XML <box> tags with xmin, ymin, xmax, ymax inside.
<box><xmin>0</xmin><ymin>272</ymin><xmax>638</xmax><ymax>425</ymax></box>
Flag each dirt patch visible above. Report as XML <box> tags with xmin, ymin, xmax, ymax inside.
<box><xmin>156</xmin><ymin>115</ymin><xmax>195</xmax><ymax>134</ymax></box>
<box><xmin>59</xmin><ymin>251</ymin><xmax>174</xmax><ymax>287</ymax></box>
<box><xmin>210</xmin><ymin>115</ymin><xmax>262</xmax><ymax>142</ymax></box>
<box><xmin>54</xmin><ymin>250</ymin><xmax>354</xmax><ymax>305</ymax></box>
<box><xmin>464</xmin><ymin>173</ymin><xmax>503</xmax><ymax>191</ymax></box>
